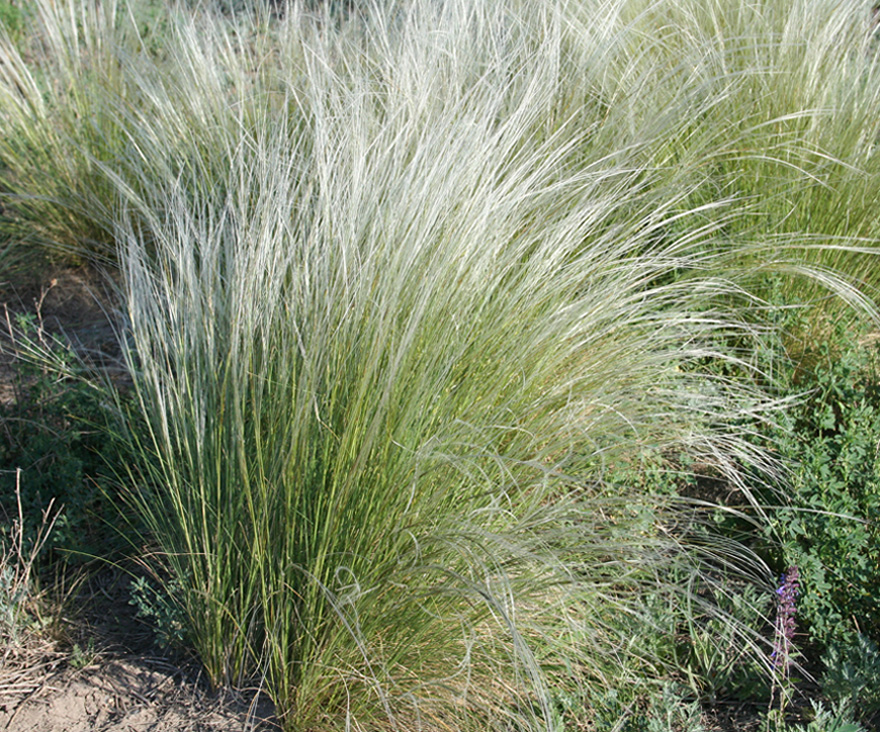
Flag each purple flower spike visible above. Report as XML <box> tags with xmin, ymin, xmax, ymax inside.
<box><xmin>771</xmin><ymin>565</ymin><xmax>799</xmax><ymax>673</ymax></box>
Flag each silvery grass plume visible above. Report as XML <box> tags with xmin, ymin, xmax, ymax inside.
<box><xmin>559</xmin><ymin>0</ymin><xmax>880</xmax><ymax>313</ymax></box>
<box><xmin>1</xmin><ymin>0</ymin><xmax>878</xmax><ymax>297</ymax></box>
<box><xmin>0</xmin><ymin>0</ymin><xmax>129</xmax><ymax>264</ymax></box>
<box><xmin>0</xmin><ymin>0</ymin><xmax>283</xmax><ymax>266</ymax></box>
<box><xmin>114</xmin><ymin>136</ymin><xmax>773</xmax><ymax>730</ymax></box>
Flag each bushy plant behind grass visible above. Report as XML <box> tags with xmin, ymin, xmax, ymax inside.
<box><xmin>744</xmin><ymin>316</ymin><xmax>880</xmax><ymax>724</ymax></box>
<box><xmin>771</xmin><ymin>336</ymin><xmax>880</xmax><ymax>648</ymax></box>
<box><xmin>0</xmin><ymin>314</ymin><xmax>135</xmax><ymax>566</ymax></box>
<box><xmin>645</xmin><ymin>307</ymin><xmax>880</xmax><ymax>723</ymax></box>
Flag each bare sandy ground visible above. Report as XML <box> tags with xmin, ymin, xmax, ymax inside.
<box><xmin>1</xmin><ymin>655</ymin><xmax>278</xmax><ymax>732</ymax></box>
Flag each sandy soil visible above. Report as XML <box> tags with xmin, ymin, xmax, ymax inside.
<box><xmin>1</xmin><ymin>656</ymin><xmax>278</xmax><ymax>732</ymax></box>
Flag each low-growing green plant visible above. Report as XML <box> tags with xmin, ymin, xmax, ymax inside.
<box><xmin>0</xmin><ymin>313</ymin><xmax>130</xmax><ymax>565</ymax></box>
<box><xmin>69</xmin><ymin>636</ymin><xmax>97</xmax><ymax>670</ymax></box>
<box><xmin>761</xmin><ymin>699</ymin><xmax>864</xmax><ymax>732</ymax></box>
<box><xmin>128</xmin><ymin>574</ymin><xmax>189</xmax><ymax>651</ymax></box>
<box><xmin>586</xmin><ymin>683</ymin><xmax>707</xmax><ymax>732</ymax></box>
<box><xmin>645</xmin><ymin>684</ymin><xmax>707</xmax><ymax>732</ymax></box>
<box><xmin>679</xmin><ymin>582</ymin><xmax>773</xmax><ymax>704</ymax></box>
<box><xmin>821</xmin><ymin>633</ymin><xmax>880</xmax><ymax>718</ymax></box>
<box><xmin>763</xmin><ymin>324</ymin><xmax>880</xmax><ymax>648</ymax></box>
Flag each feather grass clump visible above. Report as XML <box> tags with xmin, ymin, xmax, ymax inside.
<box><xmin>112</xmin><ymin>3</ymin><xmax>798</xmax><ymax>729</ymax></box>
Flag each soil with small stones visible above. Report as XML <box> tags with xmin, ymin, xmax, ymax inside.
<box><xmin>2</xmin><ymin>561</ymin><xmax>279</xmax><ymax>732</ymax></box>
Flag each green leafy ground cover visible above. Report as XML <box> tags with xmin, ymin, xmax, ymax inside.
<box><xmin>2</xmin><ymin>0</ymin><xmax>880</xmax><ymax>730</ymax></box>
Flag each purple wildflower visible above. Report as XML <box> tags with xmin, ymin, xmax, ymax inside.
<box><xmin>771</xmin><ymin>566</ymin><xmax>799</xmax><ymax>674</ymax></box>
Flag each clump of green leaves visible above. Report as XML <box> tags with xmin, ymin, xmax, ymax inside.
<box><xmin>129</xmin><ymin>575</ymin><xmax>189</xmax><ymax>651</ymax></box>
<box><xmin>821</xmin><ymin>633</ymin><xmax>880</xmax><ymax>717</ymax></box>
<box><xmin>766</xmin><ymin>323</ymin><xmax>880</xmax><ymax>648</ymax></box>
<box><xmin>738</xmin><ymin>317</ymin><xmax>880</xmax><ymax>728</ymax></box>
<box><xmin>68</xmin><ymin>637</ymin><xmax>97</xmax><ymax>669</ymax></box>
<box><xmin>586</xmin><ymin>683</ymin><xmax>707</xmax><ymax>732</ymax></box>
<box><xmin>0</xmin><ymin>313</ymin><xmax>129</xmax><ymax>565</ymax></box>
<box><xmin>761</xmin><ymin>699</ymin><xmax>864</xmax><ymax>732</ymax></box>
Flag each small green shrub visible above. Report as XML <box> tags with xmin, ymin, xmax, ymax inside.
<box><xmin>0</xmin><ymin>315</ymin><xmax>130</xmax><ymax>565</ymax></box>
<box><xmin>68</xmin><ymin>637</ymin><xmax>97</xmax><ymax>669</ymax></box>
<box><xmin>602</xmin><ymin>309</ymin><xmax>880</xmax><ymax>716</ymax></box>
<box><xmin>128</xmin><ymin>575</ymin><xmax>189</xmax><ymax>651</ymax></box>
<box><xmin>764</xmin><ymin>325</ymin><xmax>880</xmax><ymax>648</ymax></box>
<box><xmin>821</xmin><ymin>633</ymin><xmax>880</xmax><ymax>717</ymax></box>
<box><xmin>761</xmin><ymin>699</ymin><xmax>864</xmax><ymax>732</ymax></box>
<box><xmin>586</xmin><ymin>683</ymin><xmax>707</xmax><ymax>732</ymax></box>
